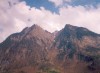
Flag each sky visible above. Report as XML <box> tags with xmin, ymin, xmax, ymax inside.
<box><xmin>0</xmin><ymin>0</ymin><xmax>100</xmax><ymax>43</ymax></box>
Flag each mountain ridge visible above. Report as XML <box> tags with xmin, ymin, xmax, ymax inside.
<box><xmin>0</xmin><ymin>24</ymin><xmax>100</xmax><ymax>73</ymax></box>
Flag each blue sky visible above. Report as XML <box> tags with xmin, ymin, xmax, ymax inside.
<box><xmin>23</xmin><ymin>0</ymin><xmax>59</xmax><ymax>13</ymax></box>
<box><xmin>23</xmin><ymin>0</ymin><xmax>100</xmax><ymax>12</ymax></box>
<box><xmin>71</xmin><ymin>0</ymin><xmax>100</xmax><ymax>7</ymax></box>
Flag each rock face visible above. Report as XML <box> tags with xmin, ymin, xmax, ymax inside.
<box><xmin>50</xmin><ymin>24</ymin><xmax>100</xmax><ymax>73</ymax></box>
<box><xmin>0</xmin><ymin>24</ymin><xmax>100</xmax><ymax>73</ymax></box>
<box><xmin>0</xmin><ymin>24</ymin><xmax>54</xmax><ymax>73</ymax></box>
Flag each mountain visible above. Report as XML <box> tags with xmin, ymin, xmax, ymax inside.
<box><xmin>50</xmin><ymin>24</ymin><xmax>100</xmax><ymax>73</ymax></box>
<box><xmin>0</xmin><ymin>24</ymin><xmax>54</xmax><ymax>73</ymax></box>
<box><xmin>0</xmin><ymin>24</ymin><xmax>100</xmax><ymax>73</ymax></box>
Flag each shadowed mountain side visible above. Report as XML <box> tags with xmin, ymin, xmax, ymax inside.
<box><xmin>49</xmin><ymin>24</ymin><xmax>100</xmax><ymax>73</ymax></box>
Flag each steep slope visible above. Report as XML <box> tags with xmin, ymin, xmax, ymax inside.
<box><xmin>50</xmin><ymin>24</ymin><xmax>100</xmax><ymax>73</ymax></box>
<box><xmin>0</xmin><ymin>24</ymin><xmax>54</xmax><ymax>73</ymax></box>
<box><xmin>0</xmin><ymin>24</ymin><xmax>100</xmax><ymax>73</ymax></box>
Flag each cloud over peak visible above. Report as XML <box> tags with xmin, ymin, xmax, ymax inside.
<box><xmin>0</xmin><ymin>0</ymin><xmax>100</xmax><ymax>43</ymax></box>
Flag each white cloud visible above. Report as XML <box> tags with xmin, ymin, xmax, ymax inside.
<box><xmin>48</xmin><ymin>0</ymin><xmax>71</xmax><ymax>7</ymax></box>
<box><xmin>0</xmin><ymin>0</ymin><xmax>100</xmax><ymax>43</ymax></box>
<box><xmin>58</xmin><ymin>6</ymin><xmax>100</xmax><ymax>33</ymax></box>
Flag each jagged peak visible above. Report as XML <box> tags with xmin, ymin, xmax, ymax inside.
<box><xmin>64</xmin><ymin>24</ymin><xmax>77</xmax><ymax>29</ymax></box>
<box><xmin>21</xmin><ymin>24</ymin><xmax>44</xmax><ymax>34</ymax></box>
<box><xmin>65</xmin><ymin>24</ymin><xmax>73</xmax><ymax>27</ymax></box>
<box><xmin>64</xmin><ymin>24</ymin><xmax>92</xmax><ymax>33</ymax></box>
<box><xmin>60</xmin><ymin>24</ymin><xmax>100</xmax><ymax>39</ymax></box>
<box><xmin>19</xmin><ymin>24</ymin><xmax>54</xmax><ymax>39</ymax></box>
<box><xmin>28</xmin><ymin>24</ymin><xmax>46</xmax><ymax>35</ymax></box>
<box><xmin>30</xmin><ymin>24</ymin><xmax>42</xmax><ymax>30</ymax></box>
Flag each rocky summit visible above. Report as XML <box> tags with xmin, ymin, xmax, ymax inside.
<box><xmin>0</xmin><ymin>24</ymin><xmax>100</xmax><ymax>73</ymax></box>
